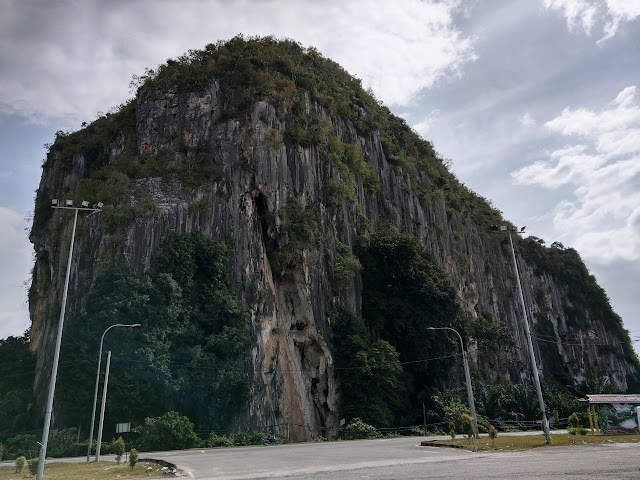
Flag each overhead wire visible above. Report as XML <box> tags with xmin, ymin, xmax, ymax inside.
<box><xmin>110</xmin><ymin>351</ymin><xmax>463</xmax><ymax>374</ymax></box>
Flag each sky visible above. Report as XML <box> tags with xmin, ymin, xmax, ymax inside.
<box><xmin>0</xmin><ymin>0</ymin><xmax>639</xmax><ymax>346</ymax></box>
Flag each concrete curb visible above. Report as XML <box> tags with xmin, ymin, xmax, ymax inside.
<box><xmin>420</xmin><ymin>440</ymin><xmax>466</xmax><ymax>449</ymax></box>
<box><xmin>139</xmin><ymin>457</ymin><xmax>183</xmax><ymax>476</ymax></box>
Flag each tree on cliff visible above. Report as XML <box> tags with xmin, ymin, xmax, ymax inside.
<box><xmin>332</xmin><ymin>307</ymin><xmax>402</xmax><ymax>428</ymax></box>
<box><xmin>55</xmin><ymin>232</ymin><xmax>251</xmax><ymax>433</ymax></box>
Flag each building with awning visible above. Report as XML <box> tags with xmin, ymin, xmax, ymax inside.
<box><xmin>580</xmin><ymin>394</ymin><xmax>640</xmax><ymax>434</ymax></box>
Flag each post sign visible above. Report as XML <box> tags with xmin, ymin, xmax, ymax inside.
<box><xmin>116</xmin><ymin>422</ymin><xmax>131</xmax><ymax>434</ymax></box>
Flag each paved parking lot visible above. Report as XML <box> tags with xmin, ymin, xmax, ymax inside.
<box><xmin>147</xmin><ymin>434</ymin><xmax>640</xmax><ymax>479</ymax></box>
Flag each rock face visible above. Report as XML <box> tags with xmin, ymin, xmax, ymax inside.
<box><xmin>29</xmin><ymin>39</ymin><xmax>637</xmax><ymax>440</ymax></box>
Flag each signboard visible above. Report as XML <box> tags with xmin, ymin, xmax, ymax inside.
<box><xmin>116</xmin><ymin>422</ymin><xmax>131</xmax><ymax>434</ymax></box>
<box><xmin>596</xmin><ymin>404</ymin><xmax>639</xmax><ymax>434</ymax></box>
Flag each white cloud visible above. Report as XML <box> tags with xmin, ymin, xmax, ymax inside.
<box><xmin>520</xmin><ymin>112</ymin><xmax>537</xmax><ymax>127</ymax></box>
<box><xmin>545</xmin><ymin>87</ymin><xmax>640</xmax><ymax>136</ymax></box>
<box><xmin>542</xmin><ymin>0</ymin><xmax>640</xmax><ymax>41</ymax></box>
<box><xmin>511</xmin><ymin>86</ymin><xmax>640</xmax><ymax>264</ymax></box>
<box><xmin>0</xmin><ymin>206</ymin><xmax>32</xmax><ymax>339</ymax></box>
<box><xmin>543</xmin><ymin>0</ymin><xmax>598</xmax><ymax>33</ymax></box>
<box><xmin>0</xmin><ymin>0</ymin><xmax>476</xmax><ymax>126</ymax></box>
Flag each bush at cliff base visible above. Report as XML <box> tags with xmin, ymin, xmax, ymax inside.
<box><xmin>135</xmin><ymin>411</ymin><xmax>201</xmax><ymax>451</ymax></box>
<box><xmin>112</xmin><ymin>436</ymin><xmax>126</xmax><ymax>462</ymax></box>
<box><xmin>342</xmin><ymin>418</ymin><xmax>381</xmax><ymax>440</ymax></box>
<box><xmin>27</xmin><ymin>458</ymin><xmax>38</xmax><ymax>475</ymax></box>
<box><xmin>15</xmin><ymin>456</ymin><xmax>26</xmax><ymax>473</ymax></box>
<box><xmin>129</xmin><ymin>448</ymin><xmax>138</xmax><ymax>470</ymax></box>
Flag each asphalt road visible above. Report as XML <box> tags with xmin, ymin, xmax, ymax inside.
<box><xmin>146</xmin><ymin>434</ymin><xmax>640</xmax><ymax>480</ymax></box>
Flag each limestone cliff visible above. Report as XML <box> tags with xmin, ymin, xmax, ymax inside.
<box><xmin>29</xmin><ymin>37</ymin><xmax>638</xmax><ymax>440</ymax></box>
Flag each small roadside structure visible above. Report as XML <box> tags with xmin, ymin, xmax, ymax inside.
<box><xmin>581</xmin><ymin>394</ymin><xmax>640</xmax><ymax>434</ymax></box>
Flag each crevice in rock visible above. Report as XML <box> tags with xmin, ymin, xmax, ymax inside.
<box><xmin>256</xmin><ymin>192</ymin><xmax>278</xmax><ymax>269</ymax></box>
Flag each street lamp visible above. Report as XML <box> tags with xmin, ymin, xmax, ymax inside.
<box><xmin>427</xmin><ymin>326</ymin><xmax>479</xmax><ymax>439</ymax></box>
<box><xmin>490</xmin><ymin>224</ymin><xmax>551</xmax><ymax>444</ymax></box>
<box><xmin>87</xmin><ymin>323</ymin><xmax>141</xmax><ymax>462</ymax></box>
<box><xmin>36</xmin><ymin>200</ymin><xmax>103</xmax><ymax>480</ymax></box>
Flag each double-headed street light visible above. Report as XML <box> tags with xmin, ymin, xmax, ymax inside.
<box><xmin>427</xmin><ymin>326</ymin><xmax>479</xmax><ymax>439</ymax></box>
<box><xmin>490</xmin><ymin>224</ymin><xmax>551</xmax><ymax>445</ymax></box>
<box><xmin>87</xmin><ymin>323</ymin><xmax>141</xmax><ymax>462</ymax></box>
<box><xmin>37</xmin><ymin>200</ymin><xmax>103</xmax><ymax>480</ymax></box>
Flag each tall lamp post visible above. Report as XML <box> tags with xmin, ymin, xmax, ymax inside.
<box><xmin>427</xmin><ymin>326</ymin><xmax>479</xmax><ymax>439</ymax></box>
<box><xmin>491</xmin><ymin>225</ymin><xmax>551</xmax><ymax>444</ymax></box>
<box><xmin>87</xmin><ymin>323</ymin><xmax>141</xmax><ymax>462</ymax></box>
<box><xmin>37</xmin><ymin>199</ymin><xmax>103</xmax><ymax>480</ymax></box>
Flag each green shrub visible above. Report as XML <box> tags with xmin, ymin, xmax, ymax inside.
<box><xmin>575</xmin><ymin>412</ymin><xmax>590</xmax><ymax>427</ymax></box>
<box><xmin>333</xmin><ymin>241</ymin><xmax>362</xmax><ymax>292</ymax></box>
<box><xmin>47</xmin><ymin>428</ymin><xmax>87</xmax><ymax>458</ymax></box>
<box><xmin>27</xmin><ymin>458</ymin><xmax>39</xmax><ymax>475</ymax></box>
<box><xmin>129</xmin><ymin>448</ymin><xmax>138</xmax><ymax>470</ymax></box>
<box><xmin>568</xmin><ymin>427</ymin><xmax>587</xmax><ymax>435</ymax></box>
<box><xmin>231</xmin><ymin>430</ymin><xmax>264</xmax><ymax>446</ymax></box>
<box><xmin>568</xmin><ymin>412</ymin><xmax>580</xmax><ymax>429</ymax></box>
<box><xmin>6</xmin><ymin>434</ymin><xmax>38</xmax><ymax>459</ymax></box>
<box><xmin>476</xmin><ymin>415</ymin><xmax>492</xmax><ymax>434</ymax></box>
<box><xmin>488</xmin><ymin>426</ymin><xmax>498</xmax><ymax>447</ymax></box>
<box><xmin>15</xmin><ymin>456</ymin><xmax>26</xmax><ymax>473</ymax></box>
<box><xmin>206</xmin><ymin>433</ymin><xmax>233</xmax><ymax>448</ymax></box>
<box><xmin>342</xmin><ymin>418</ymin><xmax>380</xmax><ymax>440</ymax></box>
<box><xmin>443</xmin><ymin>402</ymin><xmax>470</xmax><ymax>434</ymax></box>
<box><xmin>136</xmin><ymin>411</ymin><xmax>201</xmax><ymax>451</ymax></box>
<box><xmin>460</xmin><ymin>413</ymin><xmax>475</xmax><ymax>441</ymax></box>
<box><xmin>112</xmin><ymin>436</ymin><xmax>126</xmax><ymax>463</ymax></box>
<box><xmin>275</xmin><ymin>197</ymin><xmax>319</xmax><ymax>265</ymax></box>
<box><xmin>327</xmin><ymin>138</ymin><xmax>379</xmax><ymax>194</ymax></box>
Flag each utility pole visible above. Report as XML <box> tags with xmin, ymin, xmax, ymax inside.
<box><xmin>423</xmin><ymin>403</ymin><xmax>427</xmax><ymax>436</ymax></box>
<box><xmin>507</xmin><ymin>229</ymin><xmax>551</xmax><ymax>444</ymax></box>
<box><xmin>95</xmin><ymin>351</ymin><xmax>112</xmax><ymax>462</ymax></box>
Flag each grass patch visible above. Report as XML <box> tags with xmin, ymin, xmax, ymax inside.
<box><xmin>0</xmin><ymin>460</ymin><xmax>166</xmax><ymax>479</ymax></box>
<box><xmin>437</xmin><ymin>434</ymin><xmax>640</xmax><ymax>451</ymax></box>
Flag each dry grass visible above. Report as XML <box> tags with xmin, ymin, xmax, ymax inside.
<box><xmin>437</xmin><ymin>433</ymin><xmax>640</xmax><ymax>451</ymax></box>
<box><xmin>0</xmin><ymin>461</ymin><xmax>167</xmax><ymax>480</ymax></box>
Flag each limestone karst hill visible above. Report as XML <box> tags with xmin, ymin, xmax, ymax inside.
<box><xmin>28</xmin><ymin>36</ymin><xmax>638</xmax><ymax>440</ymax></box>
